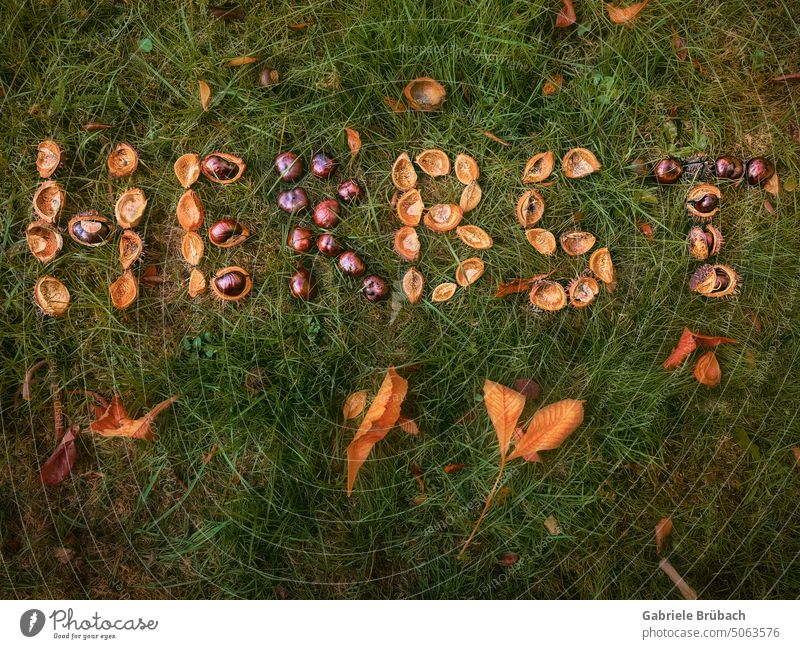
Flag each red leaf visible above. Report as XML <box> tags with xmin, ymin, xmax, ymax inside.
<box><xmin>555</xmin><ymin>0</ymin><xmax>576</xmax><ymax>28</ymax></box>
<box><xmin>693</xmin><ymin>333</ymin><xmax>737</xmax><ymax>348</ymax></box>
<box><xmin>40</xmin><ymin>423</ymin><xmax>78</xmax><ymax>486</ymax></box>
<box><xmin>655</xmin><ymin>517</ymin><xmax>673</xmax><ymax>556</ymax></box>
<box><xmin>495</xmin><ymin>273</ymin><xmax>550</xmax><ymax>298</ymax></box>
<box><xmin>662</xmin><ymin>328</ymin><xmax>697</xmax><ymax>369</ymax></box>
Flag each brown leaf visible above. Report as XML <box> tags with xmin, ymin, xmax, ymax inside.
<box><xmin>606</xmin><ymin>1</ymin><xmax>650</xmax><ymax>25</ymax></box>
<box><xmin>209</xmin><ymin>5</ymin><xmax>245</xmax><ymax>21</ymax></box>
<box><xmin>289</xmin><ymin>21</ymin><xmax>313</xmax><ymax>31</ymax></box>
<box><xmin>202</xmin><ymin>444</ymin><xmax>219</xmax><ymax>464</ymax></box>
<box><xmin>764</xmin><ymin>199</ymin><xmax>775</xmax><ymax>214</ymax></box>
<box><xmin>639</xmin><ymin>222</ymin><xmax>654</xmax><ymax>239</ymax></box>
<box><xmin>543</xmin><ymin>74</ymin><xmax>563</xmax><ymax>96</ymax></box>
<box><xmin>141</xmin><ymin>265</ymin><xmax>164</xmax><ymax>286</ymax></box>
<box><xmin>693</xmin><ymin>351</ymin><xmax>721</xmax><ymax>388</ymax></box>
<box><xmin>22</xmin><ymin>359</ymin><xmax>48</xmax><ymax>401</ymax></box>
<box><xmin>508</xmin><ymin>399</ymin><xmax>585</xmax><ymax>462</ymax></box>
<box><xmin>765</xmin><ymin>171</ymin><xmax>780</xmax><ymax>197</ymax></box>
<box><xmin>514</xmin><ymin>378</ymin><xmax>542</xmax><ymax>400</ymax></box>
<box><xmin>662</xmin><ymin>328</ymin><xmax>697</xmax><ymax>369</ymax></box>
<box><xmin>655</xmin><ymin>517</ymin><xmax>673</xmax><ymax>556</ymax></box>
<box><xmin>543</xmin><ymin>514</ymin><xmax>562</xmax><ymax>535</ymax></box>
<box><xmin>410</xmin><ymin>462</ymin><xmax>425</xmax><ymax>498</ymax></box>
<box><xmin>344</xmin><ymin>127</ymin><xmax>361</xmax><ymax>158</ymax></box>
<box><xmin>227</xmin><ymin>56</ymin><xmax>257</xmax><ymax>67</ymax></box>
<box><xmin>91</xmin><ymin>395</ymin><xmax>179</xmax><ymax>441</ymax></box>
<box><xmin>772</xmin><ymin>72</ymin><xmax>800</xmax><ymax>83</ymax></box>
<box><xmin>82</xmin><ymin>122</ymin><xmax>113</xmax><ymax>131</ymax></box>
<box><xmin>54</xmin><ymin>547</ymin><xmax>74</xmax><ymax>564</ymax></box>
<box><xmin>555</xmin><ymin>0</ymin><xmax>576</xmax><ymax>28</ymax></box>
<box><xmin>483</xmin><ymin>380</ymin><xmax>526</xmax><ymax>461</ymax></box>
<box><xmin>481</xmin><ymin>131</ymin><xmax>511</xmax><ymax>146</ymax></box>
<box><xmin>693</xmin><ymin>333</ymin><xmax>737</xmax><ymax>348</ymax></box>
<box><xmin>498</xmin><ymin>551</ymin><xmax>519</xmax><ymax>566</ymax></box>
<box><xmin>383</xmin><ymin>96</ymin><xmax>406</xmax><ymax>113</ymax></box>
<box><xmin>347</xmin><ymin>368</ymin><xmax>408</xmax><ymax>494</ymax></box>
<box><xmin>658</xmin><ymin>558</ymin><xmax>698</xmax><ymax>599</ymax></box>
<box><xmin>495</xmin><ymin>273</ymin><xmax>550</xmax><ymax>298</ymax></box>
<box><xmin>792</xmin><ymin>446</ymin><xmax>800</xmax><ymax>465</ymax></box>
<box><xmin>443</xmin><ymin>463</ymin><xmax>466</xmax><ymax>474</ymax></box>
<box><xmin>343</xmin><ymin>390</ymin><xmax>368</xmax><ymax>420</ymax></box>
<box><xmin>673</xmin><ymin>33</ymin><xmax>687</xmax><ymax>61</ymax></box>
<box><xmin>398</xmin><ymin>415</ymin><xmax>419</xmax><ymax>435</ymax></box>
<box><xmin>198</xmin><ymin>80</ymin><xmax>212</xmax><ymax>112</ymax></box>
<box><xmin>40</xmin><ymin>423</ymin><xmax>78</xmax><ymax>486</ymax></box>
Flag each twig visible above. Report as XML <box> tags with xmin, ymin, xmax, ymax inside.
<box><xmin>459</xmin><ymin>457</ymin><xmax>506</xmax><ymax>557</ymax></box>
<box><xmin>21</xmin><ymin>359</ymin><xmax>48</xmax><ymax>401</ymax></box>
<box><xmin>659</xmin><ymin>558</ymin><xmax>698</xmax><ymax>599</ymax></box>
<box><xmin>772</xmin><ymin>73</ymin><xmax>800</xmax><ymax>83</ymax></box>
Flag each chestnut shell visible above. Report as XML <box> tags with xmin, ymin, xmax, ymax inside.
<box><xmin>211</xmin><ymin>266</ymin><xmax>252</xmax><ymax>301</ymax></box>
<box><xmin>68</xmin><ymin>212</ymin><xmax>114</xmax><ymax>247</ymax></box>
<box><xmin>200</xmin><ymin>153</ymin><xmax>245</xmax><ymax>185</ymax></box>
<box><xmin>403</xmin><ymin>77</ymin><xmax>446</xmax><ymax>111</ymax></box>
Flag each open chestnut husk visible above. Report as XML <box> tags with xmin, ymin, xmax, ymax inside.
<box><xmin>362</xmin><ymin>275</ymin><xmax>389</xmax><ymax>302</ymax></box>
<box><xmin>109</xmin><ymin>270</ymin><xmax>139</xmax><ymax>310</ymax></box>
<box><xmin>337</xmin><ymin>251</ymin><xmax>366</xmax><ymax>276</ymax></box>
<box><xmin>259</xmin><ymin>68</ymin><xmax>279</xmax><ymax>88</ymax></box>
<box><xmin>275</xmin><ymin>151</ymin><xmax>304</xmax><ymax>182</ymax></box>
<box><xmin>68</xmin><ymin>211</ymin><xmax>114</xmax><ymax>246</ymax></box>
<box><xmin>403</xmin><ymin>77</ymin><xmax>446</xmax><ymax>111</ymax></box>
<box><xmin>289</xmin><ymin>268</ymin><xmax>316</xmax><ymax>300</ymax></box>
<box><xmin>589</xmin><ymin>247</ymin><xmax>616</xmax><ymax>292</ymax></box>
<box><xmin>32</xmin><ymin>180</ymin><xmax>66</xmax><ymax>224</ymax></box>
<box><xmin>200</xmin><ymin>153</ymin><xmax>245</xmax><ymax>184</ymax></box>
<box><xmin>714</xmin><ymin>155</ymin><xmax>744</xmax><ymax>180</ymax></box>
<box><xmin>392</xmin><ymin>153</ymin><xmax>417</xmax><ymax>191</ymax></box>
<box><xmin>397</xmin><ymin>189</ymin><xmax>424</xmax><ymax>226</ymax></box>
<box><xmin>416</xmin><ymin>149</ymin><xmax>450</xmax><ymax>177</ymax></box>
<box><xmin>424</xmin><ymin>203</ymin><xmax>463</xmax><ymax>233</ymax></box>
<box><xmin>654</xmin><ymin>157</ymin><xmax>682</xmax><ymax>184</ymax></box>
<box><xmin>310</xmin><ymin>153</ymin><xmax>336</xmax><ymax>178</ymax></box>
<box><xmin>288</xmin><ymin>225</ymin><xmax>313</xmax><ymax>253</ymax></box>
<box><xmin>455</xmin><ymin>257</ymin><xmax>485</xmax><ymax>287</ymax></box>
<box><xmin>181</xmin><ymin>232</ymin><xmax>204</xmax><ymax>265</ymax></box>
<box><xmin>34</xmin><ymin>275</ymin><xmax>70</xmax><ymax>316</ymax></box>
<box><xmin>455</xmin><ymin>153</ymin><xmax>480</xmax><ymax>184</ymax></box>
<box><xmin>115</xmin><ymin>188</ymin><xmax>147</xmax><ymax>228</ymax></box>
<box><xmin>313</xmin><ymin>199</ymin><xmax>341</xmax><ymax>228</ymax></box>
<box><xmin>402</xmin><ymin>267</ymin><xmax>424</xmax><ymax>304</ymax></box>
<box><xmin>689</xmin><ymin>263</ymin><xmax>739</xmax><ymax>298</ymax></box>
<box><xmin>682</xmin><ymin>155</ymin><xmax>714</xmax><ymax>180</ymax></box>
<box><xmin>529</xmin><ymin>280</ymin><xmax>567</xmax><ymax>311</ymax></box>
<box><xmin>394</xmin><ymin>226</ymin><xmax>420</xmax><ymax>262</ymax></box>
<box><xmin>278</xmin><ymin>188</ymin><xmax>310</xmax><ymax>214</ymax></box>
<box><xmin>686</xmin><ymin>183</ymin><xmax>721</xmax><ymax>220</ymax></box>
<box><xmin>211</xmin><ymin>266</ymin><xmax>252</xmax><ymax>301</ymax></box>
<box><xmin>526</xmin><ymin>228</ymin><xmax>556</xmax><ymax>256</ymax></box>
<box><xmin>174</xmin><ymin>153</ymin><xmax>201</xmax><ymax>188</ymax></box>
<box><xmin>516</xmin><ymin>190</ymin><xmax>545</xmax><ymax>227</ymax></box>
<box><xmin>119</xmin><ymin>230</ymin><xmax>143</xmax><ymax>270</ymax></box>
<box><xmin>188</xmin><ymin>269</ymin><xmax>207</xmax><ymax>297</ymax></box>
<box><xmin>337</xmin><ymin>179</ymin><xmax>362</xmax><ymax>203</ymax></box>
<box><xmin>568</xmin><ymin>276</ymin><xmax>600</xmax><ymax>309</ymax></box>
<box><xmin>209</xmin><ymin>218</ymin><xmax>249</xmax><ymax>248</ymax></box>
<box><xmin>108</xmin><ymin>143</ymin><xmax>139</xmax><ymax>179</ymax></box>
<box><xmin>37</xmin><ymin>140</ymin><xmax>62</xmax><ymax>178</ymax></box>
<box><xmin>562</xmin><ymin>148</ymin><xmax>601</xmax><ymax>179</ymax></box>
<box><xmin>317</xmin><ymin>233</ymin><xmax>341</xmax><ymax>257</ymax></box>
<box><xmin>177</xmin><ymin>189</ymin><xmax>205</xmax><ymax>231</ymax></box>
<box><xmin>560</xmin><ymin>231</ymin><xmax>596</xmax><ymax>256</ymax></box>
<box><xmin>687</xmin><ymin>224</ymin><xmax>723</xmax><ymax>260</ymax></box>
<box><xmin>745</xmin><ymin>157</ymin><xmax>775</xmax><ymax>186</ymax></box>
<box><xmin>27</xmin><ymin>221</ymin><xmax>63</xmax><ymax>264</ymax></box>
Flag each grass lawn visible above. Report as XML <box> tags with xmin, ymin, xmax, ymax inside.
<box><xmin>2</xmin><ymin>0</ymin><xmax>800</xmax><ymax>599</ymax></box>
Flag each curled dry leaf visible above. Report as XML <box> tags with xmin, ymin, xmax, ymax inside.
<box><xmin>345</xmin><ymin>127</ymin><xmax>361</xmax><ymax>158</ymax></box>
<box><xmin>663</xmin><ymin>328</ymin><xmax>737</xmax><ymax>369</ymax></box>
<box><xmin>459</xmin><ymin>181</ymin><xmax>482</xmax><ymax>212</ymax></box>
<box><xmin>198</xmin><ymin>80</ymin><xmax>212</xmax><ymax>112</ymax></box>
<box><xmin>655</xmin><ymin>517</ymin><xmax>673</xmax><ymax>557</ymax></box>
<box><xmin>693</xmin><ymin>332</ymin><xmax>738</xmax><ymax>347</ymax></box>
<box><xmin>658</xmin><ymin>558</ymin><xmax>698</xmax><ymax>600</ymax></box>
<box><xmin>91</xmin><ymin>394</ymin><xmax>179</xmax><ymax>441</ymax></box>
<box><xmin>443</xmin><ymin>463</ymin><xmax>466</xmax><ymax>474</ymax></box>
<box><xmin>397</xmin><ymin>415</ymin><xmax>419</xmax><ymax>435</ymax></box>
<box><xmin>431</xmin><ymin>282</ymin><xmax>457</xmax><ymax>302</ymax></box>
<box><xmin>346</xmin><ymin>367</ymin><xmax>408</xmax><ymax>494</ymax></box>
<box><xmin>693</xmin><ymin>351</ymin><xmax>721</xmax><ymax>387</ymax></box>
<box><xmin>543</xmin><ymin>74</ymin><xmax>563</xmax><ymax>96</ymax></box>
<box><xmin>403</xmin><ymin>267</ymin><xmax>425</xmax><ymax>304</ymax></box>
<box><xmin>522</xmin><ymin>151</ymin><xmax>555</xmax><ymax>184</ymax></box>
<box><xmin>495</xmin><ymin>273</ymin><xmax>550</xmax><ymax>298</ymax></box>
<box><xmin>556</xmin><ymin>0</ymin><xmax>577</xmax><ymax>28</ymax></box>
<box><xmin>508</xmin><ymin>399</ymin><xmax>585</xmax><ymax>462</ymax></box>
<box><xmin>483</xmin><ymin>380</ymin><xmax>526</xmax><ymax>461</ymax></box>
<box><xmin>343</xmin><ymin>390</ymin><xmax>368</xmax><ymax>420</ymax></box>
<box><xmin>227</xmin><ymin>56</ymin><xmax>257</xmax><ymax>66</ymax></box>
<box><xmin>606</xmin><ymin>0</ymin><xmax>650</xmax><ymax>25</ymax></box>
<box><xmin>673</xmin><ymin>33</ymin><xmax>688</xmax><ymax>61</ymax></box>
<box><xmin>562</xmin><ymin>148</ymin><xmax>601</xmax><ymax>178</ymax></box>
<box><xmin>41</xmin><ymin>423</ymin><xmax>78</xmax><ymax>486</ymax></box>
<box><xmin>792</xmin><ymin>446</ymin><xmax>800</xmax><ymax>465</ymax></box>
<box><xmin>456</xmin><ymin>225</ymin><xmax>492</xmax><ymax>250</ymax></box>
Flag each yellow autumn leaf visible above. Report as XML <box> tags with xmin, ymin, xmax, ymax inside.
<box><xmin>483</xmin><ymin>380</ymin><xmax>526</xmax><ymax>461</ymax></box>
<box><xmin>606</xmin><ymin>0</ymin><xmax>650</xmax><ymax>25</ymax></box>
<box><xmin>198</xmin><ymin>80</ymin><xmax>211</xmax><ymax>112</ymax></box>
<box><xmin>227</xmin><ymin>56</ymin><xmax>257</xmax><ymax>67</ymax></box>
<box><xmin>508</xmin><ymin>399</ymin><xmax>585</xmax><ymax>462</ymax></box>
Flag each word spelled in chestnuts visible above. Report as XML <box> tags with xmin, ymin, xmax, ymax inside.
<box><xmin>651</xmin><ymin>154</ymin><xmax>776</xmax><ymax>189</ymax></box>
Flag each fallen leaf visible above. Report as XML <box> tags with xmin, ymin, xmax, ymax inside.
<box><xmin>792</xmin><ymin>446</ymin><xmax>800</xmax><ymax>464</ymax></box>
<box><xmin>639</xmin><ymin>222</ymin><xmax>654</xmax><ymax>239</ymax></box>
<box><xmin>289</xmin><ymin>21</ymin><xmax>313</xmax><ymax>31</ymax></box>
<box><xmin>82</xmin><ymin>122</ymin><xmax>113</xmax><ymax>131</ymax></box>
<box><xmin>397</xmin><ymin>415</ymin><xmax>419</xmax><ymax>435</ymax></box>
<box><xmin>662</xmin><ymin>328</ymin><xmax>697</xmax><ymax>369</ymax></box>
<box><xmin>772</xmin><ymin>72</ymin><xmax>800</xmax><ymax>83</ymax></box>
<box><xmin>495</xmin><ymin>273</ymin><xmax>550</xmax><ymax>298</ymax></box>
<box><xmin>606</xmin><ymin>0</ymin><xmax>650</xmax><ymax>25</ymax></box>
<box><xmin>347</xmin><ymin>368</ymin><xmax>408</xmax><ymax>494</ymax></box>
<box><xmin>544</xmin><ymin>514</ymin><xmax>562</xmax><ymax>535</ymax></box>
<box><xmin>202</xmin><ymin>444</ymin><xmax>219</xmax><ymax>464</ymax></box>
<box><xmin>509</xmin><ymin>399</ymin><xmax>584</xmax><ymax>462</ymax></box>
<box><xmin>343</xmin><ymin>390</ymin><xmax>368</xmax><ymax>420</ymax></box>
<box><xmin>443</xmin><ymin>463</ymin><xmax>466</xmax><ymax>474</ymax></box>
<box><xmin>22</xmin><ymin>359</ymin><xmax>48</xmax><ymax>401</ymax></box>
<box><xmin>693</xmin><ymin>351</ymin><xmax>721</xmax><ymax>388</ymax></box>
<box><xmin>482</xmin><ymin>131</ymin><xmax>511</xmax><ymax>146</ymax></box>
<box><xmin>344</xmin><ymin>127</ymin><xmax>361</xmax><ymax>158</ymax></box>
<box><xmin>765</xmin><ymin>172</ymin><xmax>780</xmax><ymax>197</ymax></box>
<box><xmin>54</xmin><ymin>547</ymin><xmax>74</xmax><ymax>563</ymax></box>
<box><xmin>655</xmin><ymin>517</ymin><xmax>673</xmax><ymax>556</ymax></box>
<box><xmin>141</xmin><ymin>265</ymin><xmax>164</xmax><ymax>286</ymax></box>
<box><xmin>658</xmin><ymin>558</ymin><xmax>698</xmax><ymax>599</ymax></box>
<box><xmin>693</xmin><ymin>333</ymin><xmax>737</xmax><ymax>348</ymax></box>
<box><xmin>383</xmin><ymin>96</ymin><xmax>405</xmax><ymax>113</ymax></box>
<box><xmin>498</xmin><ymin>552</ymin><xmax>519</xmax><ymax>566</ymax></box>
<box><xmin>209</xmin><ymin>5</ymin><xmax>245</xmax><ymax>21</ymax></box>
<box><xmin>410</xmin><ymin>462</ymin><xmax>425</xmax><ymax>499</ymax></box>
<box><xmin>555</xmin><ymin>0</ymin><xmax>576</xmax><ymax>28</ymax></box>
<box><xmin>198</xmin><ymin>80</ymin><xmax>212</xmax><ymax>112</ymax></box>
<box><xmin>91</xmin><ymin>395</ymin><xmax>179</xmax><ymax>441</ymax></box>
<box><xmin>227</xmin><ymin>56</ymin><xmax>257</xmax><ymax>67</ymax></box>
<box><xmin>543</xmin><ymin>74</ymin><xmax>564</xmax><ymax>96</ymax></box>
<box><xmin>673</xmin><ymin>33</ymin><xmax>687</xmax><ymax>61</ymax></box>
<box><xmin>40</xmin><ymin>423</ymin><xmax>78</xmax><ymax>486</ymax></box>
<box><xmin>514</xmin><ymin>378</ymin><xmax>542</xmax><ymax>400</ymax></box>
<box><xmin>483</xmin><ymin>380</ymin><xmax>526</xmax><ymax>461</ymax></box>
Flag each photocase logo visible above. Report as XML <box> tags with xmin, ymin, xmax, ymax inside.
<box><xmin>20</xmin><ymin>609</ymin><xmax>45</xmax><ymax>637</ymax></box>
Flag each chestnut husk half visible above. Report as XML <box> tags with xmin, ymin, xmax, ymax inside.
<box><xmin>568</xmin><ymin>276</ymin><xmax>600</xmax><ymax>309</ymax></box>
<box><xmin>391</xmin><ymin>152</ymin><xmax>417</xmax><ymax>191</ymax></box>
<box><xmin>313</xmin><ymin>199</ymin><xmax>341</xmax><ymax>228</ymax></box>
<box><xmin>686</xmin><ymin>183</ymin><xmax>721</xmax><ymax>220</ymax></box>
<box><xmin>397</xmin><ymin>189</ymin><xmax>424</xmax><ymax>226</ymax></box>
<box><xmin>32</xmin><ymin>180</ymin><xmax>66</xmax><ymax>224</ymax></box>
<box><xmin>526</xmin><ymin>228</ymin><xmax>556</xmax><ymax>256</ymax></box>
<box><xmin>362</xmin><ymin>275</ymin><xmax>389</xmax><ymax>302</ymax></box>
<box><xmin>36</xmin><ymin>140</ymin><xmax>62</xmax><ymax>178</ymax></box>
<box><xmin>208</xmin><ymin>218</ymin><xmax>249</xmax><ymax>248</ymax></box>
<box><xmin>275</xmin><ymin>151</ymin><xmax>304</xmax><ymax>182</ymax></box>
<box><xmin>455</xmin><ymin>257</ymin><xmax>485</xmax><ymax>287</ymax></box>
<box><xmin>174</xmin><ymin>153</ymin><xmax>201</xmax><ymax>188</ymax></box>
<box><xmin>200</xmin><ymin>153</ymin><xmax>245</xmax><ymax>185</ymax></box>
<box><xmin>114</xmin><ymin>188</ymin><xmax>147</xmax><ymax>229</ymax></box>
<box><xmin>181</xmin><ymin>232</ymin><xmax>204</xmax><ymax>266</ymax></box>
<box><xmin>108</xmin><ymin>143</ymin><xmax>139</xmax><ymax>179</ymax></box>
<box><xmin>562</xmin><ymin>148</ymin><xmax>601</xmax><ymax>179</ymax></box>
<box><xmin>211</xmin><ymin>266</ymin><xmax>252</xmax><ymax>301</ymax></box>
<box><xmin>27</xmin><ymin>221</ymin><xmax>63</xmax><ymax>264</ymax></box>
<box><xmin>416</xmin><ymin>149</ymin><xmax>450</xmax><ymax>177</ymax></box>
<box><xmin>424</xmin><ymin>203</ymin><xmax>463</xmax><ymax>233</ymax></box>
<box><xmin>403</xmin><ymin>77</ymin><xmax>446</xmax><ymax>111</ymax></box>
<box><xmin>589</xmin><ymin>247</ymin><xmax>616</xmax><ymax>291</ymax></box>
<box><xmin>431</xmin><ymin>282</ymin><xmax>457</xmax><ymax>302</ymax></box>
<box><xmin>119</xmin><ymin>230</ymin><xmax>143</xmax><ymax>270</ymax></box>
<box><xmin>188</xmin><ymin>269</ymin><xmax>207</xmax><ymax>297</ymax></box>
<box><xmin>454</xmin><ymin>153</ymin><xmax>480</xmax><ymax>184</ymax></box>
<box><xmin>402</xmin><ymin>267</ymin><xmax>424</xmax><ymax>304</ymax></box>
<box><xmin>529</xmin><ymin>280</ymin><xmax>567</xmax><ymax>311</ymax></box>
<box><xmin>687</xmin><ymin>224</ymin><xmax>723</xmax><ymax>260</ymax></box>
<box><xmin>259</xmin><ymin>68</ymin><xmax>279</xmax><ymax>88</ymax></box>
<box><xmin>689</xmin><ymin>263</ymin><xmax>739</xmax><ymax>298</ymax></box>
<box><xmin>290</xmin><ymin>268</ymin><xmax>316</xmax><ymax>300</ymax></box>
<box><xmin>34</xmin><ymin>275</ymin><xmax>70</xmax><ymax>316</ymax></box>
<box><xmin>176</xmin><ymin>189</ymin><xmax>205</xmax><ymax>231</ymax></box>
<box><xmin>394</xmin><ymin>226</ymin><xmax>420</xmax><ymax>262</ymax></box>
<box><xmin>516</xmin><ymin>190</ymin><xmax>545</xmax><ymax>227</ymax></box>
<box><xmin>278</xmin><ymin>188</ymin><xmax>310</xmax><ymax>214</ymax></box>
<box><xmin>68</xmin><ymin>211</ymin><xmax>114</xmax><ymax>247</ymax></box>
<box><xmin>109</xmin><ymin>270</ymin><xmax>139</xmax><ymax>310</ymax></box>
<box><xmin>560</xmin><ymin>231</ymin><xmax>596</xmax><ymax>256</ymax></box>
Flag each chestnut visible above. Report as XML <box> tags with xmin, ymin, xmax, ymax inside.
<box><xmin>201</xmin><ymin>154</ymin><xmax>243</xmax><ymax>182</ymax></box>
<box><xmin>316</xmin><ymin>233</ymin><xmax>341</xmax><ymax>257</ymax></box>
<box><xmin>275</xmin><ymin>151</ymin><xmax>304</xmax><ymax>182</ymax></box>
<box><xmin>211</xmin><ymin>267</ymin><xmax>252</xmax><ymax>301</ymax></box>
<box><xmin>745</xmin><ymin>157</ymin><xmax>775</xmax><ymax>186</ymax></box>
<box><xmin>209</xmin><ymin>218</ymin><xmax>249</xmax><ymax>247</ymax></box>
<box><xmin>714</xmin><ymin>155</ymin><xmax>744</xmax><ymax>179</ymax></box>
<box><xmin>310</xmin><ymin>153</ymin><xmax>336</xmax><ymax>178</ymax></box>
<box><xmin>290</xmin><ymin>268</ymin><xmax>316</xmax><ymax>300</ymax></box>
<box><xmin>693</xmin><ymin>193</ymin><xmax>718</xmax><ymax>214</ymax></box>
<box><xmin>312</xmin><ymin>199</ymin><xmax>340</xmax><ymax>228</ymax></box>
<box><xmin>362</xmin><ymin>275</ymin><xmax>389</xmax><ymax>302</ymax></box>
<box><xmin>288</xmin><ymin>225</ymin><xmax>313</xmax><ymax>253</ymax></box>
<box><xmin>337</xmin><ymin>179</ymin><xmax>362</xmax><ymax>203</ymax></box>
<box><xmin>277</xmin><ymin>188</ymin><xmax>310</xmax><ymax>214</ymax></box>
<box><xmin>654</xmin><ymin>157</ymin><xmax>682</xmax><ymax>184</ymax></box>
<box><xmin>259</xmin><ymin>68</ymin><xmax>279</xmax><ymax>88</ymax></box>
<box><xmin>337</xmin><ymin>250</ymin><xmax>366</xmax><ymax>276</ymax></box>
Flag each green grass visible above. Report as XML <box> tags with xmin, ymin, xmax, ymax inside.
<box><xmin>1</xmin><ymin>0</ymin><xmax>800</xmax><ymax>599</ymax></box>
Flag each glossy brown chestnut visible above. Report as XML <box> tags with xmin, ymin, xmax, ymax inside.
<box><xmin>201</xmin><ymin>153</ymin><xmax>245</xmax><ymax>184</ymax></box>
<box><xmin>312</xmin><ymin>199</ymin><xmax>340</xmax><ymax>228</ymax></box>
<box><xmin>316</xmin><ymin>233</ymin><xmax>341</xmax><ymax>257</ymax></box>
<box><xmin>277</xmin><ymin>188</ymin><xmax>310</xmax><ymax>214</ymax></box>
<box><xmin>337</xmin><ymin>251</ymin><xmax>366</xmax><ymax>276</ymax></box>
<box><xmin>745</xmin><ymin>158</ymin><xmax>775</xmax><ymax>186</ymax></box>
<box><xmin>275</xmin><ymin>151</ymin><xmax>304</xmax><ymax>182</ymax></box>
<box><xmin>690</xmin><ymin>192</ymin><xmax>718</xmax><ymax>214</ymax></box>
<box><xmin>209</xmin><ymin>218</ymin><xmax>249</xmax><ymax>247</ymax></box>
<box><xmin>337</xmin><ymin>179</ymin><xmax>362</xmax><ymax>203</ymax></box>
<box><xmin>290</xmin><ymin>268</ymin><xmax>316</xmax><ymax>300</ymax></box>
<box><xmin>68</xmin><ymin>212</ymin><xmax>113</xmax><ymax>246</ymax></box>
<box><xmin>654</xmin><ymin>157</ymin><xmax>683</xmax><ymax>184</ymax></box>
<box><xmin>310</xmin><ymin>153</ymin><xmax>337</xmax><ymax>178</ymax></box>
<box><xmin>211</xmin><ymin>267</ymin><xmax>252</xmax><ymax>301</ymax></box>
<box><xmin>362</xmin><ymin>275</ymin><xmax>389</xmax><ymax>302</ymax></box>
<box><xmin>259</xmin><ymin>68</ymin><xmax>279</xmax><ymax>87</ymax></box>
<box><xmin>714</xmin><ymin>155</ymin><xmax>744</xmax><ymax>179</ymax></box>
<box><xmin>288</xmin><ymin>225</ymin><xmax>313</xmax><ymax>253</ymax></box>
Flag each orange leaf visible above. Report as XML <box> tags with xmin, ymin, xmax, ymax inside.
<box><xmin>792</xmin><ymin>446</ymin><xmax>800</xmax><ymax>465</ymax></box>
<box><xmin>397</xmin><ymin>415</ymin><xmax>419</xmax><ymax>435</ymax></box>
<box><xmin>227</xmin><ymin>56</ymin><xmax>257</xmax><ymax>67</ymax></box>
<box><xmin>91</xmin><ymin>395</ymin><xmax>178</xmax><ymax>441</ymax></box>
<box><xmin>765</xmin><ymin>171</ymin><xmax>780</xmax><ymax>197</ymax></box>
<box><xmin>693</xmin><ymin>333</ymin><xmax>737</xmax><ymax>347</ymax></box>
<box><xmin>346</xmin><ymin>368</ymin><xmax>408</xmax><ymax>494</ymax></box>
<box><xmin>483</xmin><ymin>380</ymin><xmax>526</xmax><ymax>461</ymax></box>
<box><xmin>508</xmin><ymin>399</ymin><xmax>585</xmax><ymax>462</ymax></box>
<box><xmin>495</xmin><ymin>273</ymin><xmax>551</xmax><ymax>298</ymax></box>
<box><xmin>383</xmin><ymin>96</ymin><xmax>406</xmax><ymax>113</ymax></box>
<box><xmin>658</xmin><ymin>558</ymin><xmax>698</xmax><ymax>600</ymax></box>
<box><xmin>543</xmin><ymin>74</ymin><xmax>564</xmax><ymax>96</ymax></box>
<box><xmin>343</xmin><ymin>390</ymin><xmax>368</xmax><ymax>420</ymax></box>
<box><xmin>344</xmin><ymin>127</ymin><xmax>361</xmax><ymax>158</ymax></box>
<box><xmin>443</xmin><ymin>463</ymin><xmax>466</xmax><ymax>474</ymax></box>
<box><xmin>655</xmin><ymin>517</ymin><xmax>673</xmax><ymax>556</ymax></box>
<box><xmin>662</xmin><ymin>328</ymin><xmax>697</xmax><ymax>369</ymax></box>
<box><xmin>198</xmin><ymin>80</ymin><xmax>211</xmax><ymax>112</ymax></box>
<box><xmin>555</xmin><ymin>0</ymin><xmax>576</xmax><ymax>28</ymax></box>
<box><xmin>693</xmin><ymin>351</ymin><xmax>721</xmax><ymax>388</ymax></box>
<box><xmin>606</xmin><ymin>0</ymin><xmax>650</xmax><ymax>25</ymax></box>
